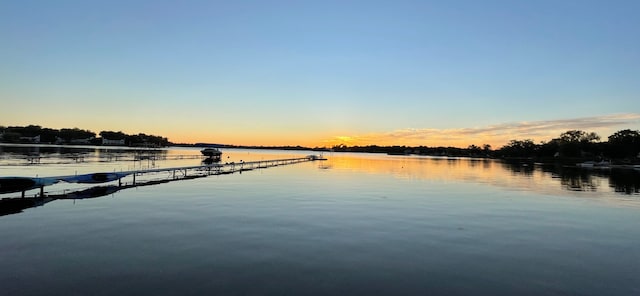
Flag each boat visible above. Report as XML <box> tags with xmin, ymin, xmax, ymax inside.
<box><xmin>0</xmin><ymin>177</ymin><xmax>59</xmax><ymax>194</ymax></box>
<box><xmin>201</xmin><ymin>148</ymin><xmax>222</xmax><ymax>162</ymax></box>
<box><xmin>306</xmin><ymin>155</ymin><xmax>327</xmax><ymax>161</ymax></box>
<box><xmin>59</xmin><ymin>172</ymin><xmax>129</xmax><ymax>184</ymax></box>
<box><xmin>201</xmin><ymin>148</ymin><xmax>222</xmax><ymax>156</ymax></box>
<box><xmin>576</xmin><ymin>160</ymin><xmax>611</xmax><ymax>169</ymax></box>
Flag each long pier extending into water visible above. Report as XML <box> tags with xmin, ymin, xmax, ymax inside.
<box><xmin>119</xmin><ymin>156</ymin><xmax>322</xmax><ymax>187</ymax></box>
<box><xmin>0</xmin><ymin>155</ymin><xmax>326</xmax><ymax>200</ymax></box>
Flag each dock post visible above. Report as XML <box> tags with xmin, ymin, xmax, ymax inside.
<box><xmin>40</xmin><ymin>186</ymin><xmax>44</xmax><ymax>197</ymax></box>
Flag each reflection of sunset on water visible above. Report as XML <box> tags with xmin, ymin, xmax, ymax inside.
<box><xmin>321</xmin><ymin>153</ymin><xmax>639</xmax><ymax>204</ymax></box>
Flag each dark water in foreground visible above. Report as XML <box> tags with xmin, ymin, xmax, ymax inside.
<box><xmin>1</xmin><ymin>146</ymin><xmax>639</xmax><ymax>295</ymax></box>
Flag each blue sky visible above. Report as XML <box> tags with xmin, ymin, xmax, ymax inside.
<box><xmin>1</xmin><ymin>0</ymin><xmax>639</xmax><ymax>146</ymax></box>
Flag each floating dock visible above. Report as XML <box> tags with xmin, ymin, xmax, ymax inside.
<box><xmin>0</xmin><ymin>155</ymin><xmax>326</xmax><ymax>199</ymax></box>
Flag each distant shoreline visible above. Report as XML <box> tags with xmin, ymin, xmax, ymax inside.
<box><xmin>3</xmin><ymin>142</ymin><xmax>639</xmax><ymax>167</ymax></box>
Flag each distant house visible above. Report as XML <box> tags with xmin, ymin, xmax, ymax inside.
<box><xmin>20</xmin><ymin>135</ymin><xmax>41</xmax><ymax>143</ymax></box>
<box><xmin>102</xmin><ymin>138</ymin><xmax>125</xmax><ymax>146</ymax></box>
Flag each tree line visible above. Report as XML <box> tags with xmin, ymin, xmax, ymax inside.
<box><xmin>3</xmin><ymin>125</ymin><xmax>639</xmax><ymax>161</ymax></box>
<box><xmin>0</xmin><ymin>125</ymin><xmax>170</xmax><ymax>147</ymax></box>
<box><xmin>329</xmin><ymin>129</ymin><xmax>640</xmax><ymax>162</ymax></box>
<box><xmin>497</xmin><ymin>129</ymin><xmax>640</xmax><ymax>161</ymax></box>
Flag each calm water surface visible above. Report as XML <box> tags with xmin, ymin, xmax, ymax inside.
<box><xmin>1</xmin><ymin>146</ymin><xmax>639</xmax><ymax>295</ymax></box>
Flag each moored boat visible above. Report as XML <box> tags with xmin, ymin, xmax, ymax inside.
<box><xmin>60</xmin><ymin>172</ymin><xmax>129</xmax><ymax>184</ymax></box>
<box><xmin>577</xmin><ymin>160</ymin><xmax>611</xmax><ymax>169</ymax></box>
<box><xmin>0</xmin><ymin>177</ymin><xmax>59</xmax><ymax>194</ymax></box>
<box><xmin>201</xmin><ymin>148</ymin><xmax>222</xmax><ymax>162</ymax></box>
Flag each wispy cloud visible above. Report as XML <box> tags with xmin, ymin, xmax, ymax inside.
<box><xmin>323</xmin><ymin>113</ymin><xmax>640</xmax><ymax>148</ymax></box>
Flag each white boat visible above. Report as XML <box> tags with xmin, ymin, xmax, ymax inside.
<box><xmin>201</xmin><ymin>148</ymin><xmax>222</xmax><ymax>162</ymax></box>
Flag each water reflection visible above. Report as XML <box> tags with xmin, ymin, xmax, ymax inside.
<box><xmin>323</xmin><ymin>153</ymin><xmax>640</xmax><ymax>197</ymax></box>
<box><xmin>608</xmin><ymin>170</ymin><xmax>640</xmax><ymax>194</ymax></box>
<box><xmin>2</xmin><ymin>149</ymin><xmax>639</xmax><ymax>218</ymax></box>
<box><xmin>0</xmin><ymin>144</ymin><xmax>169</xmax><ymax>166</ymax></box>
<box><xmin>0</xmin><ymin>196</ymin><xmax>54</xmax><ymax>216</ymax></box>
<box><xmin>556</xmin><ymin>168</ymin><xmax>600</xmax><ymax>192</ymax></box>
<box><xmin>0</xmin><ymin>147</ymin><xmax>319</xmax><ymax>217</ymax></box>
<box><xmin>534</xmin><ymin>164</ymin><xmax>640</xmax><ymax>194</ymax></box>
<box><xmin>500</xmin><ymin>160</ymin><xmax>535</xmax><ymax>176</ymax></box>
<box><xmin>0</xmin><ymin>176</ymin><xmax>202</xmax><ymax>217</ymax></box>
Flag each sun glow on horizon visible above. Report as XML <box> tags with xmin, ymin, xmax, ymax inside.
<box><xmin>4</xmin><ymin>114</ymin><xmax>638</xmax><ymax>149</ymax></box>
<box><xmin>318</xmin><ymin>114</ymin><xmax>640</xmax><ymax>149</ymax></box>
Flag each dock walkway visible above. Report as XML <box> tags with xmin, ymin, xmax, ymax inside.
<box><xmin>120</xmin><ymin>156</ymin><xmax>321</xmax><ymax>186</ymax></box>
<box><xmin>0</xmin><ymin>155</ymin><xmax>326</xmax><ymax>199</ymax></box>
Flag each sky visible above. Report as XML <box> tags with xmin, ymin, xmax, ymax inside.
<box><xmin>1</xmin><ymin>0</ymin><xmax>639</xmax><ymax>148</ymax></box>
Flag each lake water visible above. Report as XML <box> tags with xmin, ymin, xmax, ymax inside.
<box><xmin>1</xmin><ymin>145</ymin><xmax>639</xmax><ymax>295</ymax></box>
